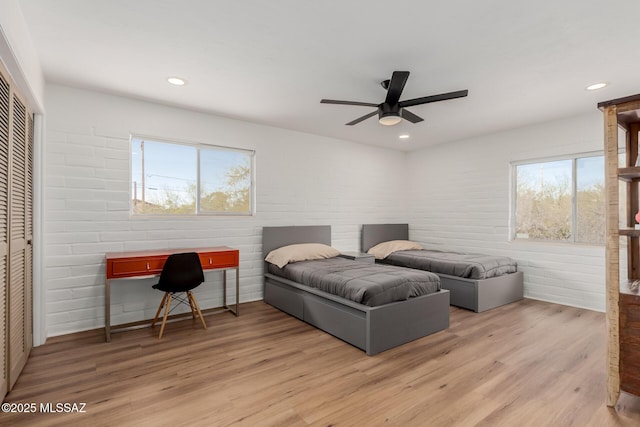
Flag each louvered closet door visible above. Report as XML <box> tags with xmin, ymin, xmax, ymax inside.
<box><xmin>0</xmin><ymin>67</ymin><xmax>9</xmax><ymax>398</ymax></box>
<box><xmin>25</xmin><ymin>113</ymin><xmax>33</xmax><ymax>362</ymax></box>
<box><xmin>8</xmin><ymin>90</ymin><xmax>31</xmax><ymax>390</ymax></box>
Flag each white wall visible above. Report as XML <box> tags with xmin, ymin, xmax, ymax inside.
<box><xmin>43</xmin><ymin>82</ymin><xmax>608</xmax><ymax>337</ymax></box>
<box><xmin>0</xmin><ymin>0</ymin><xmax>44</xmax><ymax>111</ymax></box>
<box><xmin>43</xmin><ymin>84</ymin><xmax>409</xmax><ymax>337</ymax></box>
<box><xmin>406</xmin><ymin>112</ymin><xmax>606</xmax><ymax>311</ymax></box>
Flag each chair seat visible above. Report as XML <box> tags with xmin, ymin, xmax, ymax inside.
<box><xmin>152</xmin><ymin>282</ymin><xmax>200</xmax><ymax>293</ymax></box>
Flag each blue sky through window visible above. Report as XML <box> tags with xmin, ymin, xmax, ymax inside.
<box><xmin>517</xmin><ymin>155</ymin><xmax>603</xmax><ymax>193</ymax></box>
<box><xmin>131</xmin><ymin>137</ymin><xmax>251</xmax><ymax>209</ymax></box>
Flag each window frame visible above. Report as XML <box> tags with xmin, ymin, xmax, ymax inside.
<box><xmin>129</xmin><ymin>134</ymin><xmax>256</xmax><ymax>217</ymax></box>
<box><xmin>510</xmin><ymin>150</ymin><xmax>604</xmax><ymax>245</ymax></box>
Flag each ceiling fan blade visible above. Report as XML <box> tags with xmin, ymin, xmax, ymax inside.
<box><xmin>321</xmin><ymin>99</ymin><xmax>378</xmax><ymax>107</ymax></box>
<box><xmin>384</xmin><ymin>71</ymin><xmax>410</xmax><ymax>106</ymax></box>
<box><xmin>401</xmin><ymin>109</ymin><xmax>424</xmax><ymax>124</ymax></box>
<box><xmin>399</xmin><ymin>89</ymin><xmax>468</xmax><ymax>108</ymax></box>
<box><xmin>346</xmin><ymin>110</ymin><xmax>378</xmax><ymax>126</ymax></box>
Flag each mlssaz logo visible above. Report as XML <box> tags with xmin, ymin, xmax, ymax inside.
<box><xmin>40</xmin><ymin>402</ymin><xmax>87</xmax><ymax>413</ymax></box>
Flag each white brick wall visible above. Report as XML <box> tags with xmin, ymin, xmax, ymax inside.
<box><xmin>406</xmin><ymin>112</ymin><xmax>606</xmax><ymax>311</ymax></box>
<box><xmin>42</xmin><ymin>84</ymin><xmax>608</xmax><ymax>338</ymax></box>
<box><xmin>43</xmin><ymin>84</ymin><xmax>409</xmax><ymax>337</ymax></box>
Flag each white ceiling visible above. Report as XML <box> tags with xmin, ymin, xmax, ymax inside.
<box><xmin>17</xmin><ymin>0</ymin><xmax>640</xmax><ymax>151</ymax></box>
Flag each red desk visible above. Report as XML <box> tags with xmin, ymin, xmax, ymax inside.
<box><xmin>105</xmin><ymin>246</ymin><xmax>239</xmax><ymax>342</ymax></box>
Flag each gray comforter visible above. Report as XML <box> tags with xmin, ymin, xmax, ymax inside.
<box><xmin>381</xmin><ymin>250</ymin><xmax>517</xmax><ymax>280</ymax></box>
<box><xmin>268</xmin><ymin>257</ymin><xmax>440</xmax><ymax>307</ymax></box>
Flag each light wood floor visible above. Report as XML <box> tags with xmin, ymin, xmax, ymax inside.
<box><xmin>2</xmin><ymin>298</ymin><xmax>640</xmax><ymax>426</ymax></box>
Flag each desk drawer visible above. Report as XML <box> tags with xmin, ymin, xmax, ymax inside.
<box><xmin>200</xmin><ymin>250</ymin><xmax>239</xmax><ymax>269</ymax></box>
<box><xmin>109</xmin><ymin>256</ymin><xmax>165</xmax><ymax>278</ymax></box>
<box><xmin>106</xmin><ymin>249</ymin><xmax>239</xmax><ymax>279</ymax></box>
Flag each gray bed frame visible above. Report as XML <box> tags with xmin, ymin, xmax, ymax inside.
<box><xmin>263</xmin><ymin>225</ymin><xmax>450</xmax><ymax>355</ymax></box>
<box><xmin>361</xmin><ymin>224</ymin><xmax>524</xmax><ymax>313</ymax></box>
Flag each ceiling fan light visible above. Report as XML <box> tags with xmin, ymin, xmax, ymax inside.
<box><xmin>379</xmin><ymin>114</ymin><xmax>402</xmax><ymax>126</ymax></box>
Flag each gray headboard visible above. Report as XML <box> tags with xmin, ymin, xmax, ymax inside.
<box><xmin>262</xmin><ymin>225</ymin><xmax>331</xmax><ymax>258</ymax></box>
<box><xmin>361</xmin><ymin>224</ymin><xmax>409</xmax><ymax>252</ymax></box>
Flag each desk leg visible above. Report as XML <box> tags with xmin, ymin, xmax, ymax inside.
<box><xmin>222</xmin><ymin>268</ymin><xmax>240</xmax><ymax>316</ymax></box>
<box><xmin>235</xmin><ymin>267</ymin><xmax>239</xmax><ymax>316</ymax></box>
<box><xmin>223</xmin><ymin>269</ymin><xmax>227</xmax><ymax>310</ymax></box>
<box><xmin>105</xmin><ymin>279</ymin><xmax>111</xmax><ymax>342</ymax></box>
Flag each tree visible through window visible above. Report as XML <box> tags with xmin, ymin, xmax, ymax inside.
<box><xmin>131</xmin><ymin>137</ymin><xmax>254</xmax><ymax>215</ymax></box>
<box><xmin>514</xmin><ymin>154</ymin><xmax>604</xmax><ymax>244</ymax></box>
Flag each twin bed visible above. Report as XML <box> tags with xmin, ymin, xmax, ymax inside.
<box><xmin>263</xmin><ymin>225</ymin><xmax>450</xmax><ymax>355</ymax></box>
<box><xmin>361</xmin><ymin>223</ymin><xmax>523</xmax><ymax>313</ymax></box>
<box><xmin>262</xmin><ymin>223</ymin><xmax>523</xmax><ymax>355</ymax></box>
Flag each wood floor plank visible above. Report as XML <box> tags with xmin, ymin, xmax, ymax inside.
<box><xmin>1</xmin><ymin>299</ymin><xmax>640</xmax><ymax>426</ymax></box>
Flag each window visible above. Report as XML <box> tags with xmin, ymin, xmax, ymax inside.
<box><xmin>513</xmin><ymin>153</ymin><xmax>604</xmax><ymax>244</ymax></box>
<box><xmin>131</xmin><ymin>136</ymin><xmax>254</xmax><ymax>215</ymax></box>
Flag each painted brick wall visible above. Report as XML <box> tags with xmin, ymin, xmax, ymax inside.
<box><xmin>43</xmin><ymin>84</ymin><xmax>409</xmax><ymax>337</ymax></box>
<box><xmin>406</xmin><ymin>112</ymin><xmax>606</xmax><ymax>311</ymax></box>
<box><xmin>43</xmin><ymin>84</ymin><xmax>608</xmax><ymax>338</ymax></box>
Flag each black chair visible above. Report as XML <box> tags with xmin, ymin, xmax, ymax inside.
<box><xmin>151</xmin><ymin>252</ymin><xmax>207</xmax><ymax>339</ymax></box>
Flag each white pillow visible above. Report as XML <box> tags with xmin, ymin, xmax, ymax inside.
<box><xmin>367</xmin><ymin>240</ymin><xmax>423</xmax><ymax>259</ymax></box>
<box><xmin>265</xmin><ymin>243</ymin><xmax>340</xmax><ymax>268</ymax></box>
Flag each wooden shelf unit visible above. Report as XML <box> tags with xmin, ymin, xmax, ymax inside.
<box><xmin>600</xmin><ymin>94</ymin><xmax>640</xmax><ymax>406</ymax></box>
<box><xmin>617</xmin><ymin>167</ymin><xmax>640</xmax><ymax>182</ymax></box>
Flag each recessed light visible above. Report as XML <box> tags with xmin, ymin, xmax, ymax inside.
<box><xmin>586</xmin><ymin>82</ymin><xmax>607</xmax><ymax>91</ymax></box>
<box><xmin>399</xmin><ymin>134</ymin><xmax>410</xmax><ymax>139</ymax></box>
<box><xmin>167</xmin><ymin>77</ymin><xmax>187</xmax><ymax>86</ymax></box>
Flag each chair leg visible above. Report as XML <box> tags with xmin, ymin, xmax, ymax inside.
<box><xmin>151</xmin><ymin>292</ymin><xmax>168</xmax><ymax>327</ymax></box>
<box><xmin>158</xmin><ymin>294</ymin><xmax>173</xmax><ymax>339</ymax></box>
<box><xmin>187</xmin><ymin>292</ymin><xmax>196</xmax><ymax>319</ymax></box>
<box><xmin>188</xmin><ymin>291</ymin><xmax>207</xmax><ymax>330</ymax></box>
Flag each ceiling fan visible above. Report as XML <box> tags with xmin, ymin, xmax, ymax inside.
<box><xmin>321</xmin><ymin>71</ymin><xmax>468</xmax><ymax>126</ymax></box>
